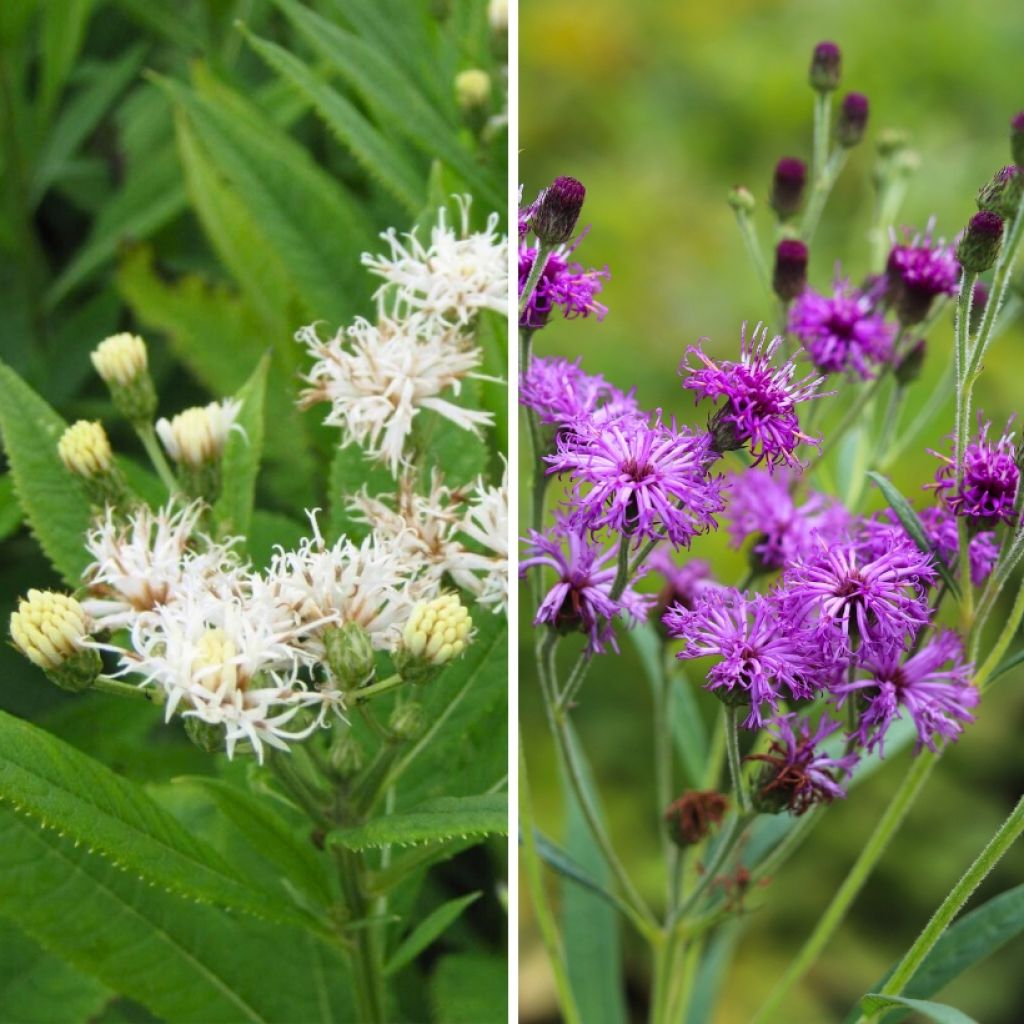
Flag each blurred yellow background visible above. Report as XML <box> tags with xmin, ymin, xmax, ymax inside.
<box><xmin>520</xmin><ymin>0</ymin><xmax>1024</xmax><ymax>1021</ymax></box>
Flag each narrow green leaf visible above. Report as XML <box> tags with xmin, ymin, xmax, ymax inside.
<box><xmin>0</xmin><ymin>918</ymin><xmax>110</xmax><ymax>1024</ymax></box>
<box><xmin>529</xmin><ymin>827</ymin><xmax>620</xmax><ymax>909</ymax></box>
<box><xmin>0</xmin><ymin>360</ymin><xmax>92</xmax><ymax>584</ymax></box>
<box><xmin>242</xmin><ymin>29</ymin><xmax>424</xmax><ymax>214</ymax></box>
<box><xmin>213</xmin><ymin>354</ymin><xmax>268</xmax><ymax>543</ymax></box>
<box><xmin>330</xmin><ymin>794</ymin><xmax>507</xmax><ymax>850</ymax></box>
<box><xmin>0</xmin><ymin>711</ymin><xmax>315</xmax><ymax>931</ymax></box>
<box><xmin>0</xmin><ymin>806</ymin><xmax>355</xmax><ymax>1024</ymax></box>
<box><xmin>985</xmin><ymin>648</ymin><xmax>1024</xmax><ymax>686</ymax></box>
<box><xmin>38</xmin><ymin>0</ymin><xmax>94</xmax><ymax>117</ymax></box>
<box><xmin>0</xmin><ymin>474</ymin><xmax>24</xmax><ymax>542</ymax></box>
<box><xmin>384</xmin><ymin>891</ymin><xmax>481</xmax><ymax>976</ymax></box>
<box><xmin>860</xmin><ymin>994</ymin><xmax>978</xmax><ymax>1024</ymax></box>
<box><xmin>271</xmin><ymin>0</ymin><xmax>502</xmax><ymax>210</ymax></box>
<box><xmin>430</xmin><ymin>952</ymin><xmax>506</xmax><ymax>1024</ymax></box>
<box><xmin>867</xmin><ymin>471</ymin><xmax>960</xmax><ymax>599</ymax></box>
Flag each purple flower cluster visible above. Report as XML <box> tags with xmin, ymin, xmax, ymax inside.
<box><xmin>519</xmin><ymin>356</ymin><xmax>641</xmax><ymax>430</ymax></box>
<box><xmin>518</xmin><ymin>243</ymin><xmax>609</xmax><ymax>330</ymax></box>
<box><xmin>887</xmin><ymin>224</ymin><xmax>961</xmax><ymax>324</ymax></box>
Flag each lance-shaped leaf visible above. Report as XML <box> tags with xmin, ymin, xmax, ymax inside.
<box><xmin>384</xmin><ymin>891</ymin><xmax>482</xmax><ymax>976</ymax></box>
<box><xmin>860</xmin><ymin>995</ymin><xmax>978</xmax><ymax>1024</ymax></box>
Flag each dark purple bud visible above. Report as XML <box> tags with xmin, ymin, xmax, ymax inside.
<box><xmin>836</xmin><ymin>92</ymin><xmax>869</xmax><ymax>147</ymax></box>
<box><xmin>957</xmin><ymin>211</ymin><xmax>1004</xmax><ymax>273</ymax></box>
<box><xmin>977</xmin><ymin>165</ymin><xmax>1023</xmax><ymax>220</ymax></box>
<box><xmin>894</xmin><ymin>339</ymin><xmax>926</xmax><ymax>386</ymax></box>
<box><xmin>1011</xmin><ymin>111</ymin><xmax>1024</xmax><ymax>167</ymax></box>
<box><xmin>773</xmin><ymin>238</ymin><xmax>809</xmax><ymax>302</ymax></box>
<box><xmin>972</xmin><ymin>280</ymin><xmax>989</xmax><ymax>316</ymax></box>
<box><xmin>530</xmin><ymin>175</ymin><xmax>586</xmax><ymax>246</ymax></box>
<box><xmin>770</xmin><ymin>157</ymin><xmax>807</xmax><ymax>219</ymax></box>
<box><xmin>810</xmin><ymin>41</ymin><xmax>841</xmax><ymax>92</ymax></box>
<box><xmin>664</xmin><ymin>791</ymin><xmax>729</xmax><ymax>848</ymax></box>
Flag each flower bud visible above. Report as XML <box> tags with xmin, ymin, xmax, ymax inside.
<box><xmin>91</xmin><ymin>333</ymin><xmax>157</xmax><ymax>424</ymax></box>
<box><xmin>395</xmin><ymin>593</ymin><xmax>472</xmax><ymax>684</ymax></box>
<box><xmin>324</xmin><ymin>622</ymin><xmax>376</xmax><ymax>691</ymax></box>
<box><xmin>664</xmin><ymin>790</ymin><xmax>729</xmax><ymax>848</ymax></box>
<box><xmin>10</xmin><ymin>590</ymin><xmax>101</xmax><ymax>692</ymax></box>
<box><xmin>58</xmin><ymin>420</ymin><xmax>113</xmax><ymax>478</ymax></box>
<box><xmin>977</xmin><ymin>165</ymin><xmax>1023</xmax><ymax>220</ymax></box>
<box><xmin>727</xmin><ymin>185</ymin><xmax>756</xmax><ymax>214</ymax></box>
<box><xmin>957</xmin><ymin>211</ymin><xmax>1004</xmax><ymax>273</ymax></box>
<box><xmin>388</xmin><ymin>700</ymin><xmax>425</xmax><ymax>740</ymax></box>
<box><xmin>1011</xmin><ymin>111</ymin><xmax>1024</xmax><ymax>167</ymax></box>
<box><xmin>329</xmin><ymin>729</ymin><xmax>365</xmax><ymax>777</ymax></box>
<box><xmin>156</xmin><ymin>399</ymin><xmax>241</xmax><ymax>500</ymax></box>
<box><xmin>529</xmin><ymin>176</ymin><xmax>586</xmax><ymax>246</ymax></box>
<box><xmin>836</xmin><ymin>92</ymin><xmax>869</xmax><ymax>147</ymax></box>
<box><xmin>876</xmin><ymin>128</ymin><xmax>909</xmax><ymax>158</ymax></box>
<box><xmin>809</xmin><ymin>41</ymin><xmax>841</xmax><ymax>93</ymax></box>
<box><xmin>184</xmin><ymin>715</ymin><xmax>224</xmax><ymax>754</ymax></box>
<box><xmin>770</xmin><ymin>158</ymin><xmax>807</xmax><ymax>220</ymax></box>
<box><xmin>488</xmin><ymin>0</ymin><xmax>508</xmax><ymax>34</ymax></box>
<box><xmin>455</xmin><ymin>69</ymin><xmax>491</xmax><ymax>112</ymax></box>
<box><xmin>894</xmin><ymin>339</ymin><xmax>926</xmax><ymax>386</ymax></box>
<box><xmin>772</xmin><ymin>238</ymin><xmax>809</xmax><ymax>302</ymax></box>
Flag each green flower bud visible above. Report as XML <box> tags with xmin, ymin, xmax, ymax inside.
<box><xmin>388</xmin><ymin>701</ymin><xmax>425</xmax><ymax>741</ymax></box>
<box><xmin>324</xmin><ymin>622</ymin><xmax>376</xmax><ymax>691</ymax></box>
<box><xmin>184</xmin><ymin>716</ymin><xmax>224</xmax><ymax>754</ymax></box>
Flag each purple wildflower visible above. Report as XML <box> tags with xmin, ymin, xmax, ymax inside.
<box><xmin>930</xmin><ymin>418</ymin><xmax>1020</xmax><ymax>526</ymax></box>
<box><xmin>680</xmin><ymin>322</ymin><xmax>828</xmax><ymax>469</ymax></box>
<box><xmin>833</xmin><ymin>630</ymin><xmax>978</xmax><ymax>753</ymax></box>
<box><xmin>782</xmin><ymin>536</ymin><xmax>935</xmax><ymax>660</ymax></box>
<box><xmin>726</xmin><ymin>470</ymin><xmax>850</xmax><ymax>571</ymax></box>
<box><xmin>518</xmin><ymin>242</ymin><xmax>609</xmax><ymax>330</ymax></box>
<box><xmin>520</xmin><ymin>518</ymin><xmax>653</xmax><ymax>655</ymax></box>
<box><xmin>546</xmin><ymin>417</ymin><xmax>724</xmax><ymax>547</ymax></box>
<box><xmin>664</xmin><ymin>589</ymin><xmax>818</xmax><ymax>727</ymax></box>
<box><xmin>887</xmin><ymin>223</ymin><xmax>960</xmax><ymax>324</ymax></box>
<box><xmin>747</xmin><ymin>714</ymin><xmax>858</xmax><ymax>815</ymax></box>
<box><xmin>649</xmin><ymin>551</ymin><xmax>722</xmax><ymax>610</ymax></box>
<box><xmin>788</xmin><ymin>277</ymin><xmax>895</xmax><ymax>378</ymax></box>
<box><xmin>519</xmin><ymin>356</ymin><xmax>641</xmax><ymax>430</ymax></box>
<box><xmin>918</xmin><ymin>507</ymin><xmax>998</xmax><ymax>587</ymax></box>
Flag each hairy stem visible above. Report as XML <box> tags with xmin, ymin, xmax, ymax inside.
<box><xmin>136</xmin><ymin>422</ymin><xmax>180</xmax><ymax>495</ymax></box>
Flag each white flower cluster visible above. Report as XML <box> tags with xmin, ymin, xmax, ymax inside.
<box><xmin>298</xmin><ymin>198</ymin><xmax>506</xmax><ymax>472</ymax></box>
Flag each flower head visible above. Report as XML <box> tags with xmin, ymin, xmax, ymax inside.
<box><xmin>788</xmin><ymin>278</ymin><xmax>895</xmax><ymax>378</ymax></box>
<box><xmin>58</xmin><ymin>420</ymin><xmax>114</xmax><ymax>479</ymax></box>
<box><xmin>748</xmin><ymin>715</ymin><xmax>858</xmax><ymax>815</ymax></box>
<box><xmin>528</xmin><ymin>175</ymin><xmax>586</xmax><ymax>246</ymax></box>
<box><xmin>400</xmin><ymin>592</ymin><xmax>473</xmax><ymax>667</ymax></box>
<box><xmin>664</xmin><ymin>790</ymin><xmax>729</xmax><ymax>847</ymax></box>
<box><xmin>518</xmin><ymin>242</ymin><xmax>609</xmax><ymax>330</ymax></box>
<box><xmin>156</xmin><ymin>400</ymin><xmax>242</xmax><ymax>467</ymax></box>
<box><xmin>833</xmin><ymin>630</ymin><xmax>978</xmax><ymax>753</ymax></box>
<box><xmin>519</xmin><ymin>356</ymin><xmax>640</xmax><ymax>430</ymax></box>
<box><xmin>680</xmin><ymin>322</ymin><xmax>827</xmax><ymax>469</ymax></box>
<box><xmin>10</xmin><ymin>590</ymin><xmax>91</xmax><ymax>671</ymax></box>
<box><xmin>887</xmin><ymin>223</ymin><xmax>960</xmax><ymax>324</ymax></box>
<box><xmin>546</xmin><ymin>417</ymin><xmax>724</xmax><ymax>547</ymax></box>
<box><xmin>91</xmin><ymin>332</ymin><xmax>148</xmax><ymax>386</ymax></box>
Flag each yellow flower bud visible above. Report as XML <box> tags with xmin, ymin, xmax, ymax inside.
<box><xmin>488</xmin><ymin>0</ymin><xmax>507</xmax><ymax>33</ymax></box>
<box><xmin>10</xmin><ymin>590</ymin><xmax>91</xmax><ymax>671</ymax></box>
<box><xmin>57</xmin><ymin>420</ymin><xmax>114</xmax><ymax>478</ymax></box>
<box><xmin>455</xmin><ymin>69</ymin><xmax>491</xmax><ymax>112</ymax></box>
<box><xmin>91</xmin><ymin>333</ymin><xmax>149</xmax><ymax>386</ymax></box>
<box><xmin>156</xmin><ymin>400</ymin><xmax>241</xmax><ymax>468</ymax></box>
<box><xmin>402</xmin><ymin>593</ymin><xmax>472</xmax><ymax>667</ymax></box>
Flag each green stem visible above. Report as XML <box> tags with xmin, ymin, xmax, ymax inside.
<box><xmin>655</xmin><ymin>647</ymin><xmax>676</xmax><ymax>896</ymax></box>
<box><xmin>724</xmin><ymin>705</ymin><xmax>750</xmax><ymax>813</ymax></box>
<box><xmin>733</xmin><ymin>207</ymin><xmax>774</xmax><ymax>309</ymax></box>
<box><xmin>750</xmin><ymin>750</ymin><xmax>938</xmax><ymax>1023</ymax></box>
<box><xmin>811</xmin><ymin>91</ymin><xmax>832</xmax><ymax>195</ymax></box>
<box><xmin>136</xmin><ymin>422</ymin><xmax>180</xmax><ymax>495</ymax></box>
<box><xmin>802</xmin><ymin>148</ymin><xmax>848</xmax><ymax>243</ymax></box>
<box><xmin>975</xmin><ymin>573</ymin><xmax>1024</xmax><ymax>691</ymax></box>
<box><xmin>858</xmin><ymin>792</ymin><xmax>1024</xmax><ymax>1024</ymax></box>
<box><xmin>351</xmin><ymin>673</ymin><xmax>404</xmax><ymax>703</ymax></box>
<box><xmin>519</xmin><ymin>241</ymin><xmax>554</xmax><ymax>317</ymax></box>
<box><xmin>92</xmin><ymin>675</ymin><xmax>165</xmax><ymax>703</ymax></box>
<box><xmin>519</xmin><ymin>737</ymin><xmax>583</xmax><ymax>1024</ymax></box>
<box><xmin>334</xmin><ymin>847</ymin><xmax>386</xmax><ymax>1023</ymax></box>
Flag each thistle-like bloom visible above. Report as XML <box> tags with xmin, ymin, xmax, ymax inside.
<box><xmin>664</xmin><ymin>589</ymin><xmax>818</xmax><ymax>727</ymax></box>
<box><xmin>680</xmin><ymin>323</ymin><xmax>827</xmax><ymax>469</ymax></box>
<box><xmin>361</xmin><ymin>197</ymin><xmax>507</xmax><ymax>327</ymax></box>
<box><xmin>747</xmin><ymin>715</ymin><xmax>858</xmax><ymax>815</ymax></box>
<box><xmin>782</xmin><ymin>537</ymin><xmax>935</xmax><ymax>660</ymax></box>
<box><xmin>546</xmin><ymin>418</ymin><xmax>724</xmax><ymax>547</ymax></box>
<box><xmin>81</xmin><ymin>501</ymin><xmax>241</xmax><ymax>631</ymax></box>
<box><xmin>832</xmin><ymin>630</ymin><xmax>978</xmax><ymax>753</ymax></box>
<box><xmin>297</xmin><ymin>316</ymin><xmax>492</xmax><ymax>473</ymax></box>
<box><xmin>519</xmin><ymin>356</ymin><xmax>640</xmax><ymax>430</ymax></box>
<box><xmin>887</xmin><ymin>223</ymin><xmax>960</xmax><ymax>324</ymax></box>
<box><xmin>458</xmin><ymin>466</ymin><xmax>509</xmax><ymax>613</ymax></box>
<box><xmin>156</xmin><ymin>400</ymin><xmax>242</xmax><ymax>467</ymax></box>
<box><xmin>726</xmin><ymin>470</ymin><xmax>849</xmax><ymax>571</ymax></box>
<box><xmin>788</xmin><ymin>278</ymin><xmax>895</xmax><ymax>378</ymax></box>
<box><xmin>930</xmin><ymin>418</ymin><xmax>1020</xmax><ymax>526</ymax></box>
<box><xmin>520</xmin><ymin>520</ymin><xmax>653</xmax><ymax>655</ymax></box>
<box><xmin>917</xmin><ymin>507</ymin><xmax>997</xmax><ymax>587</ymax></box>
<box><xmin>648</xmin><ymin>551</ymin><xmax>722</xmax><ymax>610</ymax></box>
<box><xmin>518</xmin><ymin>243</ymin><xmax>609</xmax><ymax>330</ymax></box>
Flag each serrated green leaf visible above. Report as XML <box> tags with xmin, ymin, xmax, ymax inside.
<box><xmin>867</xmin><ymin>471</ymin><xmax>960</xmax><ymax>599</ymax></box>
<box><xmin>860</xmin><ymin>994</ymin><xmax>978</xmax><ymax>1023</ymax></box>
<box><xmin>0</xmin><ymin>710</ymin><xmax>316</xmax><ymax>932</ymax></box>
<box><xmin>416</xmin><ymin>406</ymin><xmax>489</xmax><ymax>485</ymax></box>
<box><xmin>0</xmin><ymin>918</ymin><xmax>110</xmax><ymax>1024</ymax></box>
<box><xmin>0</xmin><ymin>474</ymin><xmax>24</xmax><ymax>542</ymax></box>
<box><xmin>430</xmin><ymin>952</ymin><xmax>506</xmax><ymax>1024</ymax></box>
<box><xmin>0</xmin><ymin>806</ymin><xmax>354</xmax><ymax>1024</ymax></box>
<box><xmin>242</xmin><ymin>29</ymin><xmax>424</xmax><ymax>215</ymax></box>
<box><xmin>384</xmin><ymin>891</ymin><xmax>481</xmax><ymax>976</ymax></box>
<box><xmin>271</xmin><ymin>0</ymin><xmax>502</xmax><ymax>210</ymax></box>
<box><xmin>213</xmin><ymin>354</ymin><xmax>267</xmax><ymax>543</ymax></box>
<box><xmin>330</xmin><ymin>794</ymin><xmax>507</xmax><ymax>851</ymax></box>
<box><xmin>0</xmin><ymin>360</ymin><xmax>92</xmax><ymax>584</ymax></box>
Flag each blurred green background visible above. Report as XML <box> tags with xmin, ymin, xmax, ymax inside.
<box><xmin>519</xmin><ymin>0</ymin><xmax>1024</xmax><ymax>1021</ymax></box>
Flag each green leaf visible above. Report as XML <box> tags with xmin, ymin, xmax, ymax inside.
<box><xmin>860</xmin><ymin>995</ymin><xmax>978</xmax><ymax>1024</ymax></box>
<box><xmin>985</xmin><ymin>648</ymin><xmax>1024</xmax><ymax>686</ymax></box>
<box><xmin>213</xmin><ymin>354</ymin><xmax>268</xmax><ymax>543</ymax></box>
<box><xmin>416</xmin><ymin>405</ymin><xmax>489</xmax><ymax>485</ymax></box>
<box><xmin>0</xmin><ymin>360</ymin><xmax>92</xmax><ymax>584</ymax></box>
<box><xmin>384</xmin><ymin>891</ymin><xmax>481</xmax><ymax>976</ymax></box>
<box><xmin>0</xmin><ymin>710</ymin><xmax>315</xmax><ymax>931</ymax></box>
<box><xmin>867</xmin><ymin>471</ymin><xmax>960</xmax><ymax>599</ymax></box>
<box><xmin>242</xmin><ymin>28</ymin><xmax>424</xmax><ymax>215</ymax></box>
<box><xmin>330</xmin><ymin>794</ymin><xmax>507</xmax><ymax>850</ymax></box>
<box><xmin>328</xmin><ymin>443</ymin><xmax>395</xmax><ymax>543</ymax></box>
<box><xmin>847</xmin><ymin>884</ymin><xmax>1024</xmax><ymax>1024</ymax></box>
<box><xmin>430</xmin><ymin>952</ymin><xmax>506</xmax><ymax>1024</ymax></box>
<box><xmin>271</xmin><ymin>0</ymin><xmax>502</xmax><ymax>210</ymax></box>
<box><xmin>38</xmin><ymin>0</ymin><xmax>94</xmax><ymax>118</ymax></box>
<box><xmin>248</xmin><ymin>509</ymin><xmax>310</xmax><ymax>569</ymax></box>
<box><xmin>0</xmin><ymin>918</ymin><xmax>110</xmax><ymax>1024</ymax></box>
<box><xmin>0</xmin><ymin>473</ymin><xmax>24</xmax><ymax>542</ymax></box>
<box><xmin>530</xmin><ymin>827</ymin><xmax>620</xmax><ymax>909</ymax></box>
<box><xmin>0</xmin><ymin>806</ymin><xmax>355</xmax><ymax>1023</ymax></box>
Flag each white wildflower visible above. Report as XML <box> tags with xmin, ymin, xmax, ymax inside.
<box><xmin>297</xmin><ymin>315</ymin><xmax>492</xmax><ymax>473</ymax></box>
<box><xmin>155</xmin><ymin>399</ymin><xmax>242</xmax><ymax>467</ymax></box>
<box><xmin>361</xmin><ymin>196</ymin><xmax>508</xmax><ymax>327</ymax></box>
<box><xmin>458</xmin><ymin>464</ymin><xmax>508</xmax><ymax>612</ymax></box>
